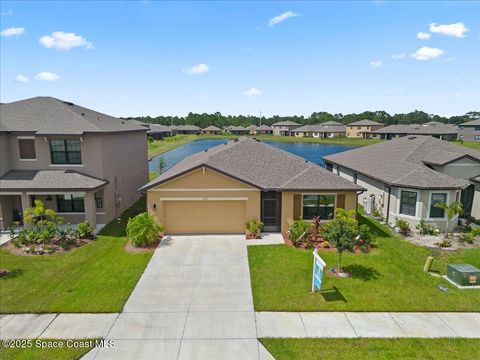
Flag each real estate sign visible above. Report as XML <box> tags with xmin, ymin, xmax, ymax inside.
<box><xmin>312</xmin><ymin>249</ymin><xmax>326</xmax><ymax>292</ymax></box>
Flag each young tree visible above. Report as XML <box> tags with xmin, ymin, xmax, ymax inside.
<box><xmin>157</xmin><ymin>156</ymin><xmax>166</xmax><ymax>174</ymax></box>
<box><xmin>434</xmin><ymin>201</ymin><xmax>463</xmax><ymax>237</ymax></box>
<box><xmin>321</xmin><ymin>209</ymin><xmax>358</xmax><ymax>274</ymax></box>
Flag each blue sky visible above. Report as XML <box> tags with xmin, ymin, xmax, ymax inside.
<box><xmin>1</xmin><ymin>1</ymin><xmax>479</xmax><ymax>117</ymax></box>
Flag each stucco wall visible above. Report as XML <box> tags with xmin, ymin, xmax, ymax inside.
<box><xmin>472</xmin><ymin>184</ymin><xmax>480</xmax><ymax>219</ymax></box>
<box><xmin>434</xmin><ymin>157</ymin><xmax>480</xmax><ymax>182</ymax></box>
<box><xmin>346</xmin><ymin>125</ymin><xmax>384</xmax><ymax>138</ymax></box>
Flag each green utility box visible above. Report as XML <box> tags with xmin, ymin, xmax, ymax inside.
<box><xmin>447</xmin><ymin>264</ymin><xmax>480</xmax><ymax>287</ymax></box>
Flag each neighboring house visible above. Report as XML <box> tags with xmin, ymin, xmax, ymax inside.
<box><xmin>458</xmin><ymin>119</ymin><xmax>480</xmax><ymax>142</ymax></box>
<box><xmin>271</xmin><ymin>121</ymin><xmax>301</xmax><ymax>136</ymax></box>
<box><xmin>229</xmin><ymin>126</ymin><xmax>250</xmax><ymax>135</ymax></box>
<box><xmin>292</xmin><ymin>122</ymin><xmax>346</xmax><ymax>138</ymax></box>
<box><xmin>172</xmin><ymin>125</ymin><xmax>201</xmax><ymax>135</ymax></box>
<box><xmin>324</xmin><ymin>136</ymin><xmax>480</xmax><ymax>231</ymax></box>
<box><xmin>202</xmin><ymin>125</ymin><xmax>222</xmax><ymax>135</ymax></box>
<box><xmin>346</xmin><ymin>119</ymin><xmax>384</xmax><ymax>138</ymax></box>
<box><xmin>470</xmin><ymin>175</ymin><xmax>480</xmax><ymax>218</ymax></box>
<box><xmin>254</xmin><ymin>125</ymin><xmax>273</xmax><ymax>135</ymax></box>
<box><xmin>0</xmin><ymin>97</ymin><xmax>148</xmax><ymax>231</ymax></box>
<box><xmin>141</xmin><ymin>138</ymin><xmax>363</xmax><ymax>235</ymax></box>
<box><xmin>370</xmin><ymin>123</ymin><xmax>458</xmax><ymax>140</ymax></box>
<box><xmin>126</xmin><ymin>119</ymin><xmax>150</xmax><ymax>128</ymax></box>
<box><xmin>148</xmin><ymin>124</ymin><xmax>173</xmax><ymax>140</ymax></box>
<box><xmin>246</xmin><ymin>125</ymin><xmax>257</xmax><ymax>135</ymax></box>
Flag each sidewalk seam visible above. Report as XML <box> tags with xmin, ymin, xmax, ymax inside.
<box><xmin>37</xmin><ymin>313</ymin><xmax>59</xmax><ymax>339</ymax></box>
<box><xmin>343</xmin><ymin>313</ymin><xmax>359</xmax><ymax>338</ymax></box>
<box><xmin>434</xmin><ymin>313</ymin><xmax>460</xmax><ymax>337</ymax></box>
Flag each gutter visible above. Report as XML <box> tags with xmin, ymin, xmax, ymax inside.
<box><xmin>385</xmin><ymin>185</ymin><xmax>392</xmax><ymax>224</ymax></box>
<box><xmin>355</xmin><ymin>189</ymin><xmax>366</xmax><ymax>214</ymax></box>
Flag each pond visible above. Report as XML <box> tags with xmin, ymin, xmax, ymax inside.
<box><xmin>149</xmin><ymin>138</ymin><xmax>352</xmax><ymax>173</ymax></box>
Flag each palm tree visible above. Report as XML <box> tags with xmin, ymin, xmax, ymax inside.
<box><xmin>434</xmin><ymin>201</ymin><xmax>463</xmax><ymax>238</ymax></box>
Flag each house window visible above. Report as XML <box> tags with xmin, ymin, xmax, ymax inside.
<box><xmin>399</xmin><ymin>190</ymin><xmax>417</xmax><ymax>217</ymax></box>
<box><xmin>429</xmin><ymin>193</ymin><xmax>446</xmax><ymax>218</ymax></box>
<box><xmin>302</xmin><ymin>195</ymin><xmax>335</xmax><ymax>220</ymax></box>
<box><xmin>475</xmin><ymin>135</ymin><xmax>480</xmax><ymax>141</ymax></box>
<box><xmin>95</xmin><ymin>196</ymin><xmax>103</xmax><ymax>209</ymax></box>
<box><xmin>57</xmin><ymin>194</ymin><xmax>85</xmax><ymax>212</ymax></box>
<box><xmin>18</xmin><ymin>138</ymin><xmax>36</xmax><ymax>160</ymax></box>
<box><xmin>50</xmin><ymin>139</ymin><xmax>82</xmax><ymax>164</ymax></box>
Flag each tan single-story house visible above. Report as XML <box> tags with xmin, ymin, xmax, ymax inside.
<box><xmin>324</xmin><ymin>136</ymin><xmax>480</xmax><ymax>230</ymax></box>
<box><xmin>292</xmin><ymin>122</ymin><xmax>346</xmax><ymax>138</ymax></box>
<box><xmin>370</xmin><ymin>123</ymin><xmax>458</xmax><ymax>141</ymax></box>
<box><xmin>254</xmin><ymin>125</ymin><xmax>273</xmax><ymax>135</ymax></box>
<box><xmin>246</xmin><ymin>125</ymin><xmax>258</xmax><ymax>135</ymax></box>
<box><xmin>141</xmin><ymin>138</ymin><xmax>364</xmax><ymax>235</ymax></box>
<box><xmin>346</xmin><ymin>119</ymin><xmax>384</xmax><ymax>138</ymax></box>
<box><xmin>202</xmin><ymin>125</ymin><xmax>222</xmax><ymax>135</ymax></box>
<box><xmin>229</xmin><ymin>126</ymin><xmax>250</xmax><ymax>135</ymax></box>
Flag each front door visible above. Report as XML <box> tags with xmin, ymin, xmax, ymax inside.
<box><xmin>261</xmin><ymin>191</ymin><xmax>281</xmax><ymax>232</ymax></box>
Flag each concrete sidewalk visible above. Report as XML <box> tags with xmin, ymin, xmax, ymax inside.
<box><xmin>256</xmin><ymin>311</ymin><xmax>480</xmax><ymax>339</ymax></box>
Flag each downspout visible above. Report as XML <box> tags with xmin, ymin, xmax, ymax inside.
<box><xmin>356</xmin><ymin>190</ymin><xmax>366</xmax><ymax>214</ymax></box>
<box><xmin>385</xmin><ymin>185</ymin><xmax>392</xmax><ymax>224</ymax></box>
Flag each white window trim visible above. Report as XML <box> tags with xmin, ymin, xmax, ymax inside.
<box><xmin>17</xmin><ymin>136</ymin><xmax>35</xmax><ymax>139</ymax></box>
<box><xmin>49</xmin><ymin>164</ymin><xmax>84</xmax><ymax>168</ymax></box>
<box><xmin>160</xmin><ymin>197</ymin><xmax>248</xmax><ymax>201</ymax></box>
<box><xmin>396</xmin><ymin>188</ymin><xmax>421</xmax><ymax>220</ymax></box>
<box><xmin>19</xmin><ymin>159</ymin><xmax>37</xmax><ymax>161</ymax></box>
<box><xmin>426</xmin><ymin>191</ymin><xmax>449</xmax><ymax>221</ymax></box>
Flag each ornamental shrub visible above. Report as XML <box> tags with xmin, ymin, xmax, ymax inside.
<box><xmin>126</xmin><ymin>212</ymin><xmax>163</xmax><ymax>247</ymax></box>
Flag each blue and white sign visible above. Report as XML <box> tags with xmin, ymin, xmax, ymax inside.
<box><xmin>312</xmin><ymin>249</ymin><xmax>326</xmax><ymax>292</ymax></box>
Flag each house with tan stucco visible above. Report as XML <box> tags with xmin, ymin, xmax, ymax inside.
<box><xmin>141</xmin><ymin>138</ymin><xmax>363</xmax><ymax>235</ymax></box>
<box><xmin>346</xmin><ymin>119</ymin><xmax>384</xmax><ymax>138</ymax></box>
<box><xmin>324</xmin><ymin>136</ymin><xmax>480</xmax><ymax>230</ymax></box>
<box><xmin>0</xmin><ymin>97</ymin><xmax>148</xmax><ymax>232</ymax></box>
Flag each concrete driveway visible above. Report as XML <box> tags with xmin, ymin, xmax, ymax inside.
<box><xmin>86</xmin><ymin>235</ymin><xmax>273</xmax><ymax>360</ymax></box>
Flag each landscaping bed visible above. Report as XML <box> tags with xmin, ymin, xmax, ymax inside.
<box><xmin>248</xmin><ymin>213</ymin><xmax>480</xmax><ymax>312</ymax></box>
<box><xmin>260</xmin><ymin>338</ymin><xmax>480</xmax><ymax>360</ymax></box>
<box><xmin>0</xmin><ymin>197</ymin><xmax>153</xmax><ymax>313</ymax></box>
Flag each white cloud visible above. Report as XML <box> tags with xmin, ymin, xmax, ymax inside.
<box><xmin>370</xmin><ymin>60</ymin><xmax>382</xmax><ymax>68</ymax></box>
<box><xmin>243</xmin><ymin>87</ymin><xmax>261</xmax><ymax>96</ymax></box>
<box><xmin>16</xmin><ymin>75</ymin><xmax>29</xmax><ymax>83</ymax></box>
<box><xmin>268</xmin><ymin>11</ymin><xmax>299</xmax><ymax>27</ymax></box>
<box><xmin>185</xmin><ymin>63</ymin><xmax>210</xmax><ymax>75</ymax></box>
<box><xmin>0</xmin><ymin>27</ymin><xmax>25</xmax><ymax>37</ymax></box>
<box><xmin>35</xmin><ymin>72</ymin><xmax>59</xmax><ymax>81</ymax></box>
<box><xmin>416</xmin><ymin>32</ymin><xmax>431</xmax><ymax>40</ymax></box>
<box><xmin>410</xmin><ymin>46</ymin><xmax>444</xmax><ymax>61</ymax></box>
<box><xmin>429</xmin><ymin>22</ymin><xmax>469</xmax><ymax>38</ymax></box>
<box><xmin>391</xmin><ymin>53</ymin><xmax>406</xmax><ymax>60</ymax></box>
<box><xmin>39</xmin><ymin>31</ymin><xmax>93</xmax><ymax>50</ymax></box>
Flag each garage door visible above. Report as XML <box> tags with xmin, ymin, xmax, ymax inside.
<box><xmin>163</xmin><ymin>200</ymin><xmax>246</xmax><ymax>234</ymax></box>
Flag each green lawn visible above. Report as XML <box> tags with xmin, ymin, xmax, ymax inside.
<box><xmin>452</xmin><ymin>140</ymin><xmax>480</xmax><ymax>151</ymax></box>
<box><xmin>148</xmin><ymin>134</ymin><xmax>234</xmax><ymax>158</ymax></box>
<box><xmin>261</xmin><ymin>338</ymin><xmax>480</xmax><ymax>360</ymax></box>
<box><xmin>0</xmin><ymin>197</ymin><xmax>153</xmax><ymax>313</ymax></box>
<box><xmin>0</xmin><ymin>339</ymin><xmax>93</xmax><ymax>360</ymax></box>
<box><xmin>248</xmin><ymin>214</ymin><xmax>480</xmax><ymax>312</ymax></box>
<box><xmin>254</xmin><ymin>135</ymin><xmax>383</xmax><ymax>147</ymax></box>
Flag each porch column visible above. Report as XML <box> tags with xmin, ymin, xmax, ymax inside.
<box><xmin>20</xmin><ymin>193</ymin><xmax>32</xmax><ymax>229</ymax></box>
<box><xmin>84</xmin><ymin>191</ymin><xmax>97</xmax><ymax>231</ymax></box>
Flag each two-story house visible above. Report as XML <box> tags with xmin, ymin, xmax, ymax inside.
<box><xmin>346</xmin><ymin>119</ymin><xmax>384</xmax><ymax>138</ymax></box>
<box><xmin>458</xmin><ymin>119</ymin><xmax>480</xmax><ymax>142</ymax></box>
<box><xmin>0</xmin><ymin>97</ymin><xmax>148</xmax><ymax>231</ymax></box>
<box><xmin>271</xmin><ymin>121</ymin><xmax>301</xmax><ymax>136</ymax></box>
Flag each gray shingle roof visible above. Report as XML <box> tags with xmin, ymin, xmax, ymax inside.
<box><xmin>348</xmin><ymin>119</ymin><xmax>383</xmax><ymax>126</ymax></box>
<box><xmin>293</xmin><ymin>124</ymin><xmax>346</xmax><ymax>133</ymax></box>
<box><xmin>173</xmin><ymin>125</ymin><xmax>201</xmax><ymax>131</ymax></box>
<box><xmin>272</xmin><ymin>121</ymin><xmax>300</xmax><ymax>126</ymax></box>
<box><xmin>460</xmin><ymin>119</ymin><xmax>480</xmax><ymax>126</ymax></box>
<box><xmin>149</xmin><ymin>124</ymin><xmax>172</xmax><ymax>133</ymax></box>
<box><xmin>0</xmin><ymin>170</ymin><xmax>108</xmax><ymax>191</ymax></box>
<box><xmin>471</xmin><ymin>175</ymin><xmax>480</xmax><ymax>183</ymax></box>
<box><xmin>324</xmin><ymin>136</ymin><xmax>480</xmax><ymax>189</ymax></box>
<box><xmin>202</xmin><ymin>125</ymin><xmax>222</xmax><ymax>131</ymax></box>
<box><xmin>126</xmin><ymin>119</ymin><xmax>150</xmax><ymax>127</ymax></box>
<box><xmin>0</xmin><ymin>97</ymin><xmax>146</xmax><ymax>135</ymax></box>
<box><xmin>321</xmin><ymin>121</ymin><xmax>343</xmax><ymax>126</ymax></box>
<box><xmin>141</xmin><ymin>138</ymin><xmax>363</xmax><ymax>192</ymax></box>
<box><xmin>371</xmin><ymin>124</ymin><xmax>458</xmax><ymax>135</ymax></box>
<box><xmin>246</xmin><ymin>125</ymin><xmax>258</xmax><ymax>130</ymax></box>
<box><xmin>256</xmin><ymin>125</ymin><xmax>273</xmax><ymax>131</ymax></box>
<box><xmin>229</xmin><ymin>126</ymin><xmax>249</xmax><ymax>131</ymax></box>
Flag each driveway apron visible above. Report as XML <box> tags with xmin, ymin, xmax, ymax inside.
<box><xmin>87</xmin><ymin>235</ymin><xmax>272</xmax><ymax>360</ymax></box>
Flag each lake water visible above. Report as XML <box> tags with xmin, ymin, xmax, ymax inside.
<box><xmin>149</xmin><ymin>138</ymin><xmax>352</xmax><ymax>172</ymax></box>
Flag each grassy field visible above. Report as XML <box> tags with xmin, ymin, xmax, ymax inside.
<box><xmin>0</xmin><ymin>197</ymin><xmax>153</xmax><ymax>313</ymax></box>
<box><xmin>254</xmin><ymin>134</ymin><xmax>383</xmax><ymax>147</ymax></box>
<box><xmin>452</xmin><ymin>140</ymin><xmax>480</xmax><ymax>151</ymax></box>
<box><xmin>261</xmin><ymin>338</ymin><xmax>480</xmax><ymax>360</ymax></box>
<box><xmin>147</xmin><ymin>134</ymin><xmax>234</xmax><ymax>158</ymax></box>
<box><xmin>0</xmin><ymin>339</ymin><xmax>94</xmax><ymax>360</ymax></box>
<box><xmin>248</xmin><ymin>213</ymin><xmax>480</xmax><ymax>312</ymax></box>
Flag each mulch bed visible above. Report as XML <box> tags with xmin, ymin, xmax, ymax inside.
<box><xmin>283</xmin><ymin>234</ymin><xmax>371</xmax><ymax>253</ymax></box>
<box><xmin>1</xmin><ymin>238</ymin><xmax>93</xmax><ymax>256</ymax></box>
<box><xmin>123</xmin><ymin>237</ymin><xmax>162</xmax><ymax>253</ymax></box>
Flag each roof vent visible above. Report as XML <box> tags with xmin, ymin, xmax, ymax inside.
<box><xmin>63</xmin><ymin>101</ymin><xmax>74</xmax><ymax>106</ymax></box>
<box><xmin>81</xmin><ymin>112</ymin><xmax>85</xmax><ymax>116</ymax></box>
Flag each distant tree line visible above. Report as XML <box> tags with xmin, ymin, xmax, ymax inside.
<box><xmin>125</xmin><ymin>110</ymin><xmax>479</xmax><ymax>128</ymax></box>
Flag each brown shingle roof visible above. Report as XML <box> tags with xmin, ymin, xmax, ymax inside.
<box><xmin>0</xmin><ymin>97</ymin><xmax>146</xmax><ymax>135</ymax></box>
<box><xmin>0</xmin><ymin>170</ymin><xmax>108</xmax><ymax>191</ymax></box>
<box><xmin>324</xmin><ymin>136</ymin><xmax>480</xmax><ymax>190</ymax></box>
<box><xmin>460</xmin><ymin>119</ymin><xmax>480</xmax><ymax>126</ymax></box>
<box><xmin>348</xmin><ymin>119</ymin><xmax>383</xmax><ymax>126</ymax></box>
<box><xmin>371</xmin><ymin>124</ymin><xmax>458</xmax><ymax>135</ymax></box>
<box><xmin>272</xmin><ymin>120</ymin><xmax>300</xmax><ymax>126</ymax></box>
<box><xmin>293</xmin><ymin>124</ymin><xmax>346</xmax><ymax>133</ymax></box>
<box><xmin>141</xmin><ymin>138</ymin><xmax>363</xmax><ymax>192</ymax></box>
<box><xmin>202</xmin><ymin>125</ymin><xmax>222</xmax><ymax>131</ymax></box>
